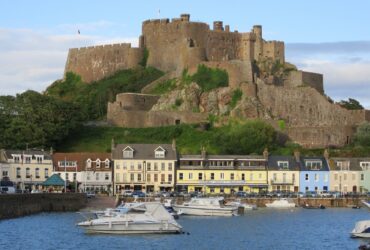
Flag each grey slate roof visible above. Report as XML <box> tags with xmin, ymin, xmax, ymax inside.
<box><xmin>180</xmin><ymin>154</ymin><xmax>265</xmax><ymax>160</ymax></box>
<box><xmin>299</xmin><ymin>156</ymin><xmax>330</xmax><ymax>171</ymax></box>
<box><xmin>112</xmin><ymin>144</ymin><xmax>177</xmax><ymax>160</ymax></box>
<box><xmin>330</xmin><ymin>157</ymin><xmax>370</xmax><ymax>171</ymax></box>
<box><xmin>4</xmin><ymin>149</ymin><xmax>52</xmax><ymax>160</ymax></box>
<box><xmin>267</xmin><ymin>155</ymin><xmax>300</xmax><ymax>171</ymax></box>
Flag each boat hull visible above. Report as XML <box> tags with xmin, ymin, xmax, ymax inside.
<box><xmin>265</xmin><ymin>204</ymin><xmax>296</xmax><ymax>208</ymax></box>
<box><xmin>351</xmin><ymin>233</ymin><xmax>370</xmax><ymax>238</ymax></box>
<box><xmin>173</xmin><ymin>205</ymin><xmax>237</xmax><ymax>216</ymax></box>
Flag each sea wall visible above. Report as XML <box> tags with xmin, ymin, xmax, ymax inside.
<box><xmin>0</xmin><ymin>193</ymin><xmax>87</xmax><ymax>220</ymax></box>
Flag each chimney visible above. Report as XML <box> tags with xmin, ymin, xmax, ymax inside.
<box><xmin>294</xmin><ymin>150</ymin><xmax>300</xmax><ymax>162</ymax></box>
<box><xmin>201</xmin><ymin>146</ymin><xmax>207</xmax><ymax>159</ymax></box>
<box><xmin>263</xmin><ymin>148</ymin><xmax>269</xmax><ymax>160</ymax></box>
<box><xmin>323</xmin><ymin>149</ymin><xmax>329</xmax><ymax>160</ymax></box>
<box><xmin>172</xmin><ymin>138</ymin><xmax>177</xmax><ymax>151</ymax></box>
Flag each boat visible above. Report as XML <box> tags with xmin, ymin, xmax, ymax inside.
<box><xmin>302</xmin><ymin>203</ymin><xmax>326</xmax><ymax>209</ymax></box>
<box><xmin>265</xmin><ymin>198</ymin><xmax>296</xmax><ymax>208</ymax></box>
<box><xmin>351</xmin><ymin>220</ymin><xmax>370</xmax><ymax>238</ymax></box>
<box><xmin>361</xmin><ymin>200</ymin><xmax>370</xmax><ymax>210</ymax></box>
<box><xmin>173</xmin><ymin>197</ymin><xmax>238</xmax><ymax>216</ymax></box>
<box><xmin>77</xmin><ymin>202</ymin><xmax>182</xmax><ymax>234</ymax></box>
<box><xmin>225</xmin><ymin>199</ymin><xmax>257</xmax><ymax>211</ymax></box>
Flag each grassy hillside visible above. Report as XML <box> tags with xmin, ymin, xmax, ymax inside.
<box><xmin>46</xmin><ymin>67</ymin><xmax>163</xmax><ymax>120</ymax></box>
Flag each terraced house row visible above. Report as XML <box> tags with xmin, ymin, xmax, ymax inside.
<box><xmin>0</xmin><ymin>144</ymin><xmax>370</xmax><ymax>194</ymax></box>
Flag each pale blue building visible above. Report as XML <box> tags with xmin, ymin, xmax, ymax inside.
<box><xmin>299</xmin><ymin>156</ymin><xmax>330</xmax><ymax>193</ymax></box>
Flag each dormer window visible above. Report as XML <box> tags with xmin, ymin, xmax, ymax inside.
<box><xmin>360</xmin><ymin>162</ymin><xmax>370</xmax><ymax>171</ymax></box>
<box><xmin>154</xmin><ymin>146</ymin><xmax>166</xmax><ymax>158</ymax></box>
<box><xmin>24</xmin><ymin>155</ymin><xmax>31</xmax><ymax>164</ymax></box>
<box><xmin>105</xmin><ymin>159</ymin><xmax>110</xmax><ymax>168</ymax></box>
<box><xmin>278</xmin><ymin>161</ymin><xmax>289</xmax><ymax>169</ymax></box>
<box><xmin>96</xmin><ymin>159</ymin><xmax>101</xmax><ymax>168</ymax></box>
<box><xmin>337</xmin><ymin>161</ymin><xmax>349</xmax><ymax>171</ymax></box>
<box><xmin>86</xmin><ymin>159</ymin><xmax>92</xmax><ymax>168</ymax></box>
<box><xmin>305</xmin><ymin>160</ymin><xmax>322</xmax><ymax>170</ymax></box>
<box><xmin>13</xmin><ymin>155</ymin><xmax>21</xmax><ymax>163</ymax></box>
<box><xmin>123</xmin><ymin>146</ymin><xmax>134</xmax><ymax>158</ymax></box>
<box><xmin>35</xmin><ymin>155</ymin><xmax>44</xmax><ymax>164</ymax></box>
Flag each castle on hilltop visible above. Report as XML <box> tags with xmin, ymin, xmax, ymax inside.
<box><xmin>64</xmin><ymin>14</ymin><xmax>370</xmax><ymax>148</ymax></box>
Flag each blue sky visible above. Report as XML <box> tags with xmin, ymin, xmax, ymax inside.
<box><xmin>1</xmin><ymin>0</ymin><xmax>370</xmax><ymax>107</ymax></box>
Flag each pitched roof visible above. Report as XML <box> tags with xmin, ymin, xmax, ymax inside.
<box><xmin>267</xmin><ymin>155</ymin><xmax>300</xmax><ymax>171</ymax></box>
<box><xmin>299</xmin><ymin>156</ymin><xmax>330</xmax><ymax>171</ymax></box>
<box><xmin>112</xmin><ymin>144</ymin><xmax>177</xmax><ymax>160</ymax></box>
<box><xmin>52</xmin><ymin>152</ymin><xmax>111</xmax><ymax>171</ymax></box>
<box><xmin>179</xmin><ymin>154</ymin><xmax>265</xmax><ymax>160</ymax></box>
<box><xmin>4</xmin><ymin>149</ymin><xmax>52</xmax><ymax>160</ymax></box>
<box><xmin>42</xmin><ymin>174</ymin><xmax>65</xmax><ymax>186</ymax></box>
<box><xmin>329</xmin><ymin>157</ymin><xmax>370</xmax><ymax>171</ymax></box>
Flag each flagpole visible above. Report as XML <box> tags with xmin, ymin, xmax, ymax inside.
<box><xmin>64</xmin><ymin>157</ymin><xmax>67</xmax><ymax>193</ymax></box>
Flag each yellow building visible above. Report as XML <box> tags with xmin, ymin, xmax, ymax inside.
<box><xmin>112</xmin><ymin>143</ymin><xmax>177</xmax><ymax>195</ymax></box>
<box><xmin>1</xmin><ymin>149</ymin><xmax>53</xmax><ymax>191</ymax></box>
<box><xmin>267</xmin><ymin>155</ymin><xmax>300</xmax><ymax>192</ymax></box>
<box><xmin>177</xmin><ymin>151</ymin><xmax>268</xmax><ymax>194</ymax></box>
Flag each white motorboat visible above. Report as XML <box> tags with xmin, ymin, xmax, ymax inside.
<box><xmin>173</xmin><ymin>197</ymin><xmax>238</xmax><ymax>216</ymax></box>
<box><xmin>361</xmin><ymin>200</ymin><xmax>370</xmax><ymax>210</ymax></box>
<box><xmin>351</xmin><ymin>220</ymin><xmax>370</xmax><ymax>238</ymax></box>
<box><xmin>225</xmin><ymin>199</ymin><xmax>257</xmax><ymax>211</ymax></box>
<box><xmin>265</xmin><ymin>198</ymin><xmax>296</xmax><ymax>208</ymax></box>
<box><xmin>77</xmin><ymin>202</ymin><xmax>182</xmax><ymax>234</ymax></box>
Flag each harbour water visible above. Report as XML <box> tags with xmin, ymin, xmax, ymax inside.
<box><xmin>0</xmin><ymin>208</ymin><xmax>369</xmax><ymax>250</ymax></box>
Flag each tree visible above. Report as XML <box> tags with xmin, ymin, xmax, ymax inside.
<box><xmin>338</xmin><ymin>98</ymin><xmax>364</xmax><ymax>110</ymax></box>
<box><xmin>354</xmin><ymin>122</ymin><xmax>370</xmax><ymax>147</ymax></box>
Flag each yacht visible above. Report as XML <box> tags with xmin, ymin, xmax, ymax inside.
<box><xmin>351</xmin><ymin>220</ymin><xmax>370</xmax><ymax>238</ymax></box>
<box><xmin>225</xmin><ymin>199</ymin><xmax>257</xmax><ymax>211</ymax></box>
<box><xmin>361</xmin><ymin>200</ymin><xmax>370</xmax><ymax>210</ymax></box>
<box><xmin>265</xmin><ymin>198</ymin><xmax>296</xmax><ymax>208</ymax></box>
<box><xmin>77</xmin><ymin>202</ymin><xmax>182</xmax><ymax>234</ymax></box>
<box><xmin>173</xmin><ymin>197</ymin><xmax>238</xmax><ymax>216</ymax></box>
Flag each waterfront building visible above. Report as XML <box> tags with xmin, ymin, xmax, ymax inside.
<box><xmin>299</xmin><ymin>151</ymin><xmax>330</xmax><ymax>193</ymax></box>
<box><xmin>176</xmin><ymin>149</ymin><xmax>268</xmax><ymax>194</ymax></box>
<box><xmin>267</xmin><ymin>155</ymin><xmax>300</xmax><ymax>192</ymax></box>
<box><xmin>111</xmin><ymin>143</ymin><xmax>177</xmax><ymax>195</ymax></box>
<box><xmin>329</xmin><ymin>158</ymin><xmax>363</xmax><ymax>194</ymax></box>
<box><xmin>0</xmin><ymin>149</ymin><xmax>53</xmax><ymax>191</ymax></box>
<box><xmin>52</xmin><ymin>153</ymin><xmax>112</xmax><ymax>193</ymax></box>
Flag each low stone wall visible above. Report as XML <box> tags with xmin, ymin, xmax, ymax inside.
<box><xmin>0</xmin><ymin>193</ymin><xmax>87</xmax><ymax>220</ymax></box>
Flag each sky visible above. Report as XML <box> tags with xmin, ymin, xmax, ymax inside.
<box><xmin>1</xmin><ymin>0</ymin><xmax>370</xmax><ymax>108</ymax></box>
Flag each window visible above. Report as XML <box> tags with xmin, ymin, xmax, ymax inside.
<box><xmin>130</xmin><ymin>163</ymin><xmax>134</xmax><ymax>171</ymax></box>
<box><xmin>115</xmin><ymin>173</ymin><xmax>120</xmax><ymax>182</ymax></box>
<box><xmin>179</xmin><ymin>173</ymin><xmax>183</xmax><ymax>180</ymax></box>
<box><xmin>168</xmin><ymin>163</ymin><xmax>173</xmax><ymax>171</ymax></box>
<box><xmin>305</xmin><ymin>186</ymin><xmax>309</xmax><ymax>191</ymax></box>
<box><xmin>154</xmin><ymin>163</ymin><xmax>158</xmax><ymax>171</ymax></box>
<box><xmin>361</xmin><ymin>174</ymin><xmax>364</xmax><ymax>181</ymax></box>
<box><xmin>360</xmin><ymin>162</ymin><xmax>370</xmax><ymax>170</ymax></box>
<box><xmin>282</xmin><ymin>173</ymin><xmax>286</xmax><ymax>182</ymax></box>
<box><xmin>16</xmin><ymin>168</ymin><xmax>21</xmax><ymax>178</ymax></box>
<box><xmin>305</xmin><ymin>174</ymin><xmax>309</xmax><ymax>181</ymax></box>
<box><xmin>147</xmin><ymin>162</ymin><xmax>151</xmax><ymax>171</ymax></box>
<box><xmin>231</xmin><ymin>173</ymin><xmax>234</xmax><ymax>180</ymax></box>
<box><xmin>105</xmin><ymin>160</ymin><xmax>110</xmax><ymax>168</ymax></box>
<box><xmin>147</xmin><ymin>174</ymin><xmax>151</xmax><ymax>182</ymax></box>
<box><xmin>249</xmin><ymin>173</ymin><xmax>252</xmax><ymax>181</ymax></box>
<box><xmin>138</xmin><ymin>174</ymin><xmax>142</xmax><ymax>182</ymax></box>
<box><xmin>14</xmin><ymin>155</ymin><xmax>20</xmax><ymax>163</ymax></box>
<box><xmin>314</xmin><ymin>174</ymin><xmax>318</xmax><ymax>182</ymax></box>
<box><xmin>211</xmin><ymin>173</ymin><xmax>215</xmax><ymax>180</ymax></box>
<box><xmin>130</xmin><ymin>173</ymin><xmax>134</xmax><ymax>181</ymax></box>
<box><xmin>87</xmin><ymin>173</ymin><xmax>91</xmax><ymax>181</ymax></box>
<box><xmin>292</xmin><ymin>173</ymin><xmax>296</xmax><ymax>182</ymax></box>
<box><xmin>189</xmin><ymin>173</ymin><xmax>193</xmax><ymax>179</ymax></box>
<box><xmin>259</xmin><ymin>173</ymin><xmax>262</xmax><ymax>179</ymax></box>
<box><xmin>352</xmin><ymin>173</ymin><xmax>356</xmax><ymax>181</ymax></box>
<box><xmin>154</xmin><ymin>174</ymin><xmax>158</xmax><ymax>182</ymax></box>
<box><xmin>35</xmin><ymin>168</ymin><xmax>40</xmax><ymax>179</ymax></box>
<box><xmin>123</xmin><ymin>149</ymin><xmax>133</xmax><ymax>158</ymax></box>
<box><xmin>220</xmin><ymin>173</ymin><xmax>224</xmax><ymax>180</ymax></box>
<box><xmin>344</xmin><ymin>173</ymin><xmax>347</xmax><ymax>181</ymax></box>
<box><xmin>278</xmin><ymin>161</ymin><xmax>289</xmax><ymax>169</ymax></box>
<box><xmin>210</xmin><ymin>188</ymin><xmax>215</xmax><ymax>193</ymax></box>
<box><xmin>334</xmin><ymin>173</ymin><xmax>338</xmax><ymax>180</ymax></box>
<box><xmin>25</xmin><ymin>156</ymin><xmax>31</xmax><ymax>164</ymax></box>
<box><xmin>2</xmin><ymin>171</ymin><xmax>8</xmax><ymax>178</ymax></box>
<box><xmin>161</xmin><ymin>174</ymin><xmax>165</xmax><ymax>182</ymax></box>
<box><xmin>26</xmin><ymin>168</ymin><xmax>31</xmax><ymax>178</ymax></box>
<box><xmin>154</xmin><ymin>147</ymin><xmax>165</xmax><ymax>158</ymax></box>
<box><xmin>123</xmin><ymin>173</ymin><xmax>127</xmax><ymax>182</ymax></box>
<box><xmin>198</xmin><ymin>173</ymin><xmax>203</xmax><ymax>180</ymax></box>
<box><xmin>138</xmin><ymin>163</ymin><xmax>142</xmax><ymax>171</ymax></box>
<box><xmin>168</xmin><ymin>174</ymin><xmax>172</xmax><ymax>182</ymax></box>
<box><xmin>87</xmin><ymin>159</ymin><xmax>92</xmax><ymax>168</ymax></box>
<box><xmin>36</xmin><ymin>156</ymin><xmax>43</xmax><ymax>164</ymax></box>
<box><xmin>95</xmin><ymin>173</ymin><xmax>99</xmax><ymax>181</ymax></box>
<box><xmin>116</xmin><ymin>164</ymin><xmax>120</xmax><ymax>170</ymax></box>
<box><xmin>305</xmin><ymin>160</ymin><xmax>322</xmax><ymax>170</ymax></box>
<box><xmin>105</xmin><ymin>173</ymin><xmax>109</xmax><ymax>180</ymax></box>
<box><xmin>161</xmin><ymin>163</ymin><xmax>165</xmax><ymax>171</ymax></box>
<box><xmin>65</xmin><ymin>173</ymin><xmax>69</xmax><ymax>181</ymax></box>
<box><xmin>337</xmin><ymin>161</ymin><xmax>349</xmax><ymax>171</ymax></box>
<box><xmin>123</xmin><ymin>162</ymin><xmax>127</xmax><ymax>170</ymax></box>
<box><xmin>241</xmin><ymin>173</ymin><xmax>245</xmax><ymax>181</ymax></box>
<box><xmin>73</xmin><ymin>173</ymin><xmax>77</xmax><ymax>181</ymax></box>
<box><xmin>273</xmin><ymin>173</ymin><xmax>277</xmax><ymax>182</ymax></box>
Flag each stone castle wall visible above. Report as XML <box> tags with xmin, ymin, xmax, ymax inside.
<box><xmin>64</xmin><ymin>43</ymin><xmax>143</xmax><ymax>82</ymax></box>
<box><xmin>285</xmin><ymin>71</ymin><xmax>324</xmax><ymax>94</ymax></box>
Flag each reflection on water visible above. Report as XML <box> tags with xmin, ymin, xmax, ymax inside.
<box><xmin>0</xmin><ymin>208</ymin><xmax>369</xmax><ymax>250</ymax></box>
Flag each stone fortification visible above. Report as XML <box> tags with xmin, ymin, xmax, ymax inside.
<box><xmin>64</xmin><ymin>43</ymin><xmax>143</xmax><ymax>83</ymax></box>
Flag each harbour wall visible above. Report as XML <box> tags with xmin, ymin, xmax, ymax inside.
<box><xmin>0</xmin><ymin>193</ymin><xmax>87</xmax><ymax>220</ymax></box>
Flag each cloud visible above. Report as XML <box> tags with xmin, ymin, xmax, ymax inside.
<box><xmin>0</xmin><ymin>27</ymin><xmax>138</xmax><ymax>96</ymax></box>
<box><xmin>286</xmin><ymin>41</ymin><xmax>370</xmax><ymax>108</ymax></box>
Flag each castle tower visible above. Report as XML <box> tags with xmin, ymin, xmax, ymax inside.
<box><xmin>252</xmin><ymin>25</ymin><xmax>263</xmax><ymax>60</ymax></box>
<box><xmin>180</xmin><ymin>13</ymin><xmax>190</xmax><ymax>22</ymax></box>
<box><xmin>213</xmin><ymin>21</ymin><xmax>224</xmax><ymax>31</ymax></box>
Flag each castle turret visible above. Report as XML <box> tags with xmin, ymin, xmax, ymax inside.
<box><xmin>253</xmin><ymin>25</ymin><xmax>263</xmax><ymax>61</ymax></box>
<box><xmin>213</xmin><ymin>21</ymin><xmax>224</xmax><ymax>31</ymax></box>
<box><xmin>252</xmin><ymin>25</ymin><xmax>262</xmax><ymax>39</ymax></box>
<box><xmin>180</xmin><ymin>13</ymin><xmax>190</xmax><ymax>22</ymax></box>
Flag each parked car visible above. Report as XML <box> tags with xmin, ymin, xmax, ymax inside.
<box><xmin>318</xmin><ymin>191</ymin><xmax>332</xmax><ymax>198</ymax></box>
<box><xmin>236</xmin><ymin>191</ymin><xmax>247</xmax><ymax>197</ymax></box>
<box><xmin>0</xmin><ymin>186</ymin><xmax>16</xmax><ymax>194</ymax></box>
<box><xmin>132</xmin><ymin>191</ymin><xmax>146</xmax><ymax>197</ymax></box>
<box><xmin>85</xmin><ymin>191</ymin><xmax>96</xmax><ymax>198</ymax></box>
<box><xmin>121</xmin><ymin>190</ymin><xmax>133</xmax><ymax>197</ymax></box>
